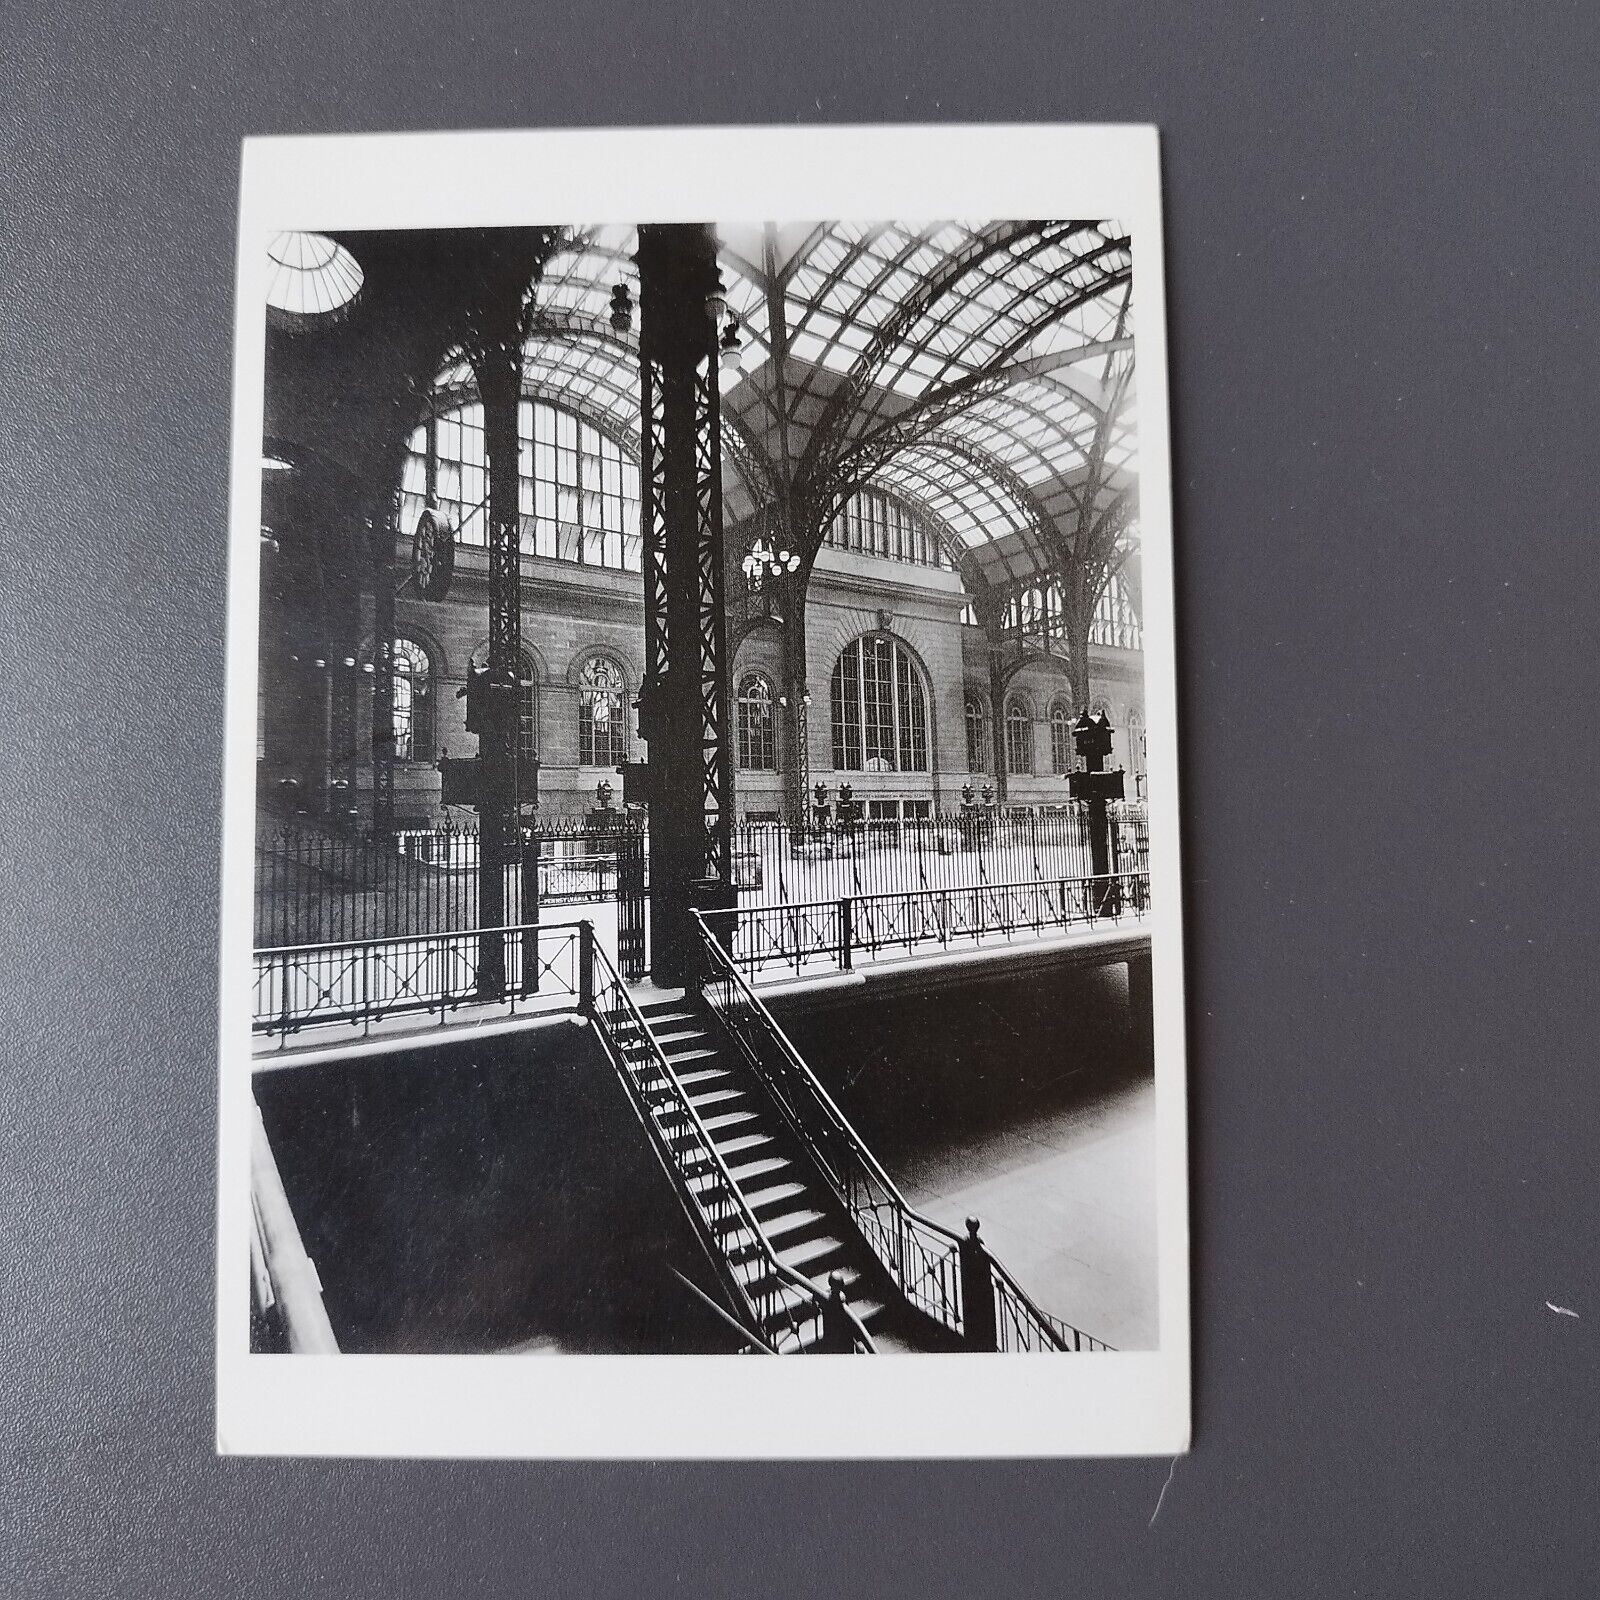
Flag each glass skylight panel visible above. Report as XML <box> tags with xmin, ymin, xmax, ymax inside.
<box><xmin>266</xmin><ymin>232</ymin><xmax>364</xmax><ymax>316</ymax></box>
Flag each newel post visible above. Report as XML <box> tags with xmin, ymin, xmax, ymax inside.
<box><xmin>959</xmin><ymin>1217</ymin><xmax>998</xmax><ymax>1351</ymax></box>
<box><xmin>578</xmin><ymin>921</ymin><xmax>595</xmax><ymax>1016</ymax></box>
<box><xmin>821</xmin><ymin>1271</ymin><xmax>856</xmax><ymax>1353</ymax></box>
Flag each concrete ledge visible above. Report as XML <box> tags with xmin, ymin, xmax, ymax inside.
<box><xmin>758</xmin><ymin>923</ymin><xmax>1151</xmax><ymax>1013</ymax></box>
<box><xmin>252</xmin><ymin>1005</ymin><xmax>589</xmax><ymax>1075</ymax></box>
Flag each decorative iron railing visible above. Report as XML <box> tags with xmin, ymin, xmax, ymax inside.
<box><xmin>725</xmin><ymin>804</ymin><xmax>1146</xmax><ymax>910</ymax></box>
<box><xmin>253</xmin><ymin>805</ymin><xmax>1143</xmax><ymax>948</ymax></box>
<box><xmin>701</xmin><ymin>869</ymin><xmax>1150</xmax><ymax>979</ymax></box>
<box><xmin>694</xmin><ymin>914</ymin><xmax>1107</xmax><ymax>1352</ymax></box>
<box><xmin>253</xmin><ymin>816</ymin><xmax>645</xmax><ymax>946</ymax></box>
<box><xmin>583</xmin><ymin>928</ymin><xmax>873</xmax><ymax>1356</ymax></box>
<box><xmin>252</xmin><ymin>921</ymin><xmax>582</xmax><ymax>1040</ymax></box>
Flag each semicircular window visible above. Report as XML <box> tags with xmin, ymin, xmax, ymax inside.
<box><xmin>266</xmin><ymin>232</ymin><xmax>364</xmax><ymax>320</ymax></box>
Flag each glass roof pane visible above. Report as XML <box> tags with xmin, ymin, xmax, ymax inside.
<box><xmin>266</xmin><ymin>232</ymin><xmax>364</xmax><ymax>316</ymax></box>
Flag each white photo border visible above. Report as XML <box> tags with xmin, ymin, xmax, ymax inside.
<box><xmin>218</xmin><ymin>123</ymin><xmax>1189</xmax><ymax>1458</ymax></box>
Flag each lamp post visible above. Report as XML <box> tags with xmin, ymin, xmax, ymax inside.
<box><xmin>1068</xmin><ymin>709</ymin><xmax>1125</xmax><ymax>915</ymax></box>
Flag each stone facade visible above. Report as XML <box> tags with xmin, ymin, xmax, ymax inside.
<box><xmin>277</xmin><ymin>529</ymin><xmax>1145</xmax><ymax>825</ymax></box>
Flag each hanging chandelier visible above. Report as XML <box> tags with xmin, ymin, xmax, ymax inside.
<box><xmin>741</xmin><ymin>537</ymin><xmax>801</xmax><ymax>590</ymax></box>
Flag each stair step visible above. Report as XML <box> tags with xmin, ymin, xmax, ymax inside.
<box><xmin>776</xmin><ymin>1234</ymin><xmax>850</xmax><ymax>1275</ymax></box>
<box><xmin>645</xmin><ymin>1081</ymin><xmax>744</xmax><ymax>1114</ymax></box>
<box><xmin>724</xmin><ymin>1152</ymin><xmax>791</xmax><ymax>1186</ymax></box>
<box><xmin>658</xmin><ymin>1044</ymin><xmax>720</xmax><ymax>1068</ymax></box>
<box><xmin>715</xmin><ymin>1130</ymin><xmax>775</xmax><ymax>1161</ymax></box>
<box><xmin>743</xmin><ymin>1178</ymin><xmax>811</xmax><ymax>1215</ymax></box>
<box><xmin>759</xmin><ymin>1206</ymin><xmax>831</xmax><ymax>1244</ymax></box>
<box><xmin>725</xmin><ymin>1210</ymin><xmax>834</xmax><ymax>1264</ymax></box>
<box><xmin>675</xmin><ymin>1068</ymin><xmax>732</xmax><ymax>1094</ymax></box>
<box><xmin>682</xmin><ymin>1143</ymin><xmax>784</xmax><ymax>1185</ymax></box>
<box><xmin>639</xmin><ymin>998</ymin><xmax>691</xmax><ymax>1019</ymax></box>
<box><xmin>862</xmin><ymin>1326</ymin><xmax>918</xmax><ymax>1355</ymax></box>
<box><xmin>640</xmin><ymin>1065</ymin><xmax>732</xmax><ymax>1097</ymax></box>
<box><xmin>685</xmin><ymin>1085</ymin><xmax>747</xmax><ymax>1113</ymax></box>
<box><xmin>654</xmin><ymin>1022</ymin><xmax>710</xmax><ymax>1047</ymax></box>
<box><xmin>794</xmin><ymin>1298</ymin><xmax>888</xmax><ymax>1352</ymax></box>
<box><xmin>714</xmin><ymin>1203</ymin><xmax>825</xmax><ymax>1244</ymax></box>
<box><xmin>701</xmin><ymin>1107</ymin><xmax>762</xmax><ymax>1138</ymax></box>
<box><xmin>757</xmin><ymin>1268</ymin><xmax>868</xmax><ymax>1332</ymax></box>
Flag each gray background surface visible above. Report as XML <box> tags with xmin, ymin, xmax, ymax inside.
<box><xmin>3</xmin><ymin>3</ymin><xmax>1597</xmax><ymax>1594</ymax></box>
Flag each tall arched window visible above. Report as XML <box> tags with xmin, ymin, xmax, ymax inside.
<box><xmin>1049</xmin><ymin>701</ymin><xmax>1073</xmax><ymax>775</ymax></box>
<box><xmin>824</xmin><ymin>488</ymin><xmax>951</xmax><ymax>568</ymax></box>
<box><xmin>469</xmin><ymin>644</ymin><xmax>538</xmax><ymax>761</ymax></box>
<box><xmin>1005</xmin><ymin>697</ymin><xmax>1033</xmax><ymax>776</ymax></box>
<box><xmin>579</xmin><ymin>655</ymin><xmax>627</xmax><ymax>767</ymax></box>
<box><xmin>737</xmin><ymin>673</ymin><xmax>776</xmax><ymax>771</ymax></box>
<box><xmin>830</xmin><ymin>636</ymin><xmax>928</xmax><ymax>772</ymax></box>
<box><xmin>965</xmin><ymin>696</ymin><xmax>988</xmax><ymax>773</ymax></box>
<box><xmin>1128</xmin><ymin>706</ymin><xmax>1147</xmax><ymax>795</ymax></box>
<box><xmin>402</xmin><ymin>398</ymin><xmax>642</xmax><ymax>573</ymax></box>
<box><xmin>391</xmin><ymin>637</ymin><xmax>434</xmax><ymax>762</ymax></box>
<box><xmin>1089</xmin><ymin>574</ymin><xmax>1143</xmax><ymax>650</ymax></box>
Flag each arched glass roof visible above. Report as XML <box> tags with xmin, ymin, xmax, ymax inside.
<box><xmin>423</xmin><ymin>220</ymin><xmax>1138</xmax><ymax>583</ymax></box>
<box><xmin>266</xmin><ymin>232</ymin><xmax>364</xmax><ymax>316</ymax></box>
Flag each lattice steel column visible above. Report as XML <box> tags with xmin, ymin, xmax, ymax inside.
<box><xmin>637</xmin><ymin>223</ymin><xmax>734</xmax><ymax>984</ymax></box>
<box><xmin>464</xmin><ymin>313</ymin><xmax>528</xmax><ymax>996</ymax></box>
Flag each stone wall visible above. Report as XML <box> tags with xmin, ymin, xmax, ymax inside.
<box><xmin>276</xmin><ymin>529</ymin><xmax>1146</xmax><ymax>823</ymax></box>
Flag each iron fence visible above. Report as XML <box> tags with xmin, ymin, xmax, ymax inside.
<box><xmin>253</xmin><ymin>805</ymin><xmax>1146</xmax><ymax>950</ymax></box>
<box><xmin>727</xmin><ymin>804</ymin><xmax>1148</xmax><ymax>909</ymax></box>
<box><xmin>253</xmin><ymin>818</ymin><xmax>644</xmax><ymax>946</ymax></box>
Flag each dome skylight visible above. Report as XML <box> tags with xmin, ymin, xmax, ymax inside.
<box><xmin>266</xmin><ymin>232</ymin><xmax>364</xmax><ymax>318</ymax></box>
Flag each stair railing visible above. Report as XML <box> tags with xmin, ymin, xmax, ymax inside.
<box><xmin>250</xmin><ymin>1101</ymin><xmax>339</xmax><ymax>1353</ymax></box>
<box><xmin>694</xmin><ymin>913</ymin><xmax>1103</xmax><ymax>1353</ymax></box>
<box><xmin>583</xmin><ymin>928</ymin><xmax>874</xmax><ymax>1355</ymax></box>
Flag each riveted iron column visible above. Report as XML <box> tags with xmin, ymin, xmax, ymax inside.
<box><xmin>779</xmin><ymin>566</ymin><xmax>811</xmax><ymax>825</ymax></box>
<box><xmin>972</xmin><ymin>591</ymin><xmax>1009</xmax><ymax>803</ymax></box>
<box><xmin>461</xmin><ymin>303</ymin><xmax>530</xmax><ymax>997</ymax></box>
<box><xmin>637</xmin><ymin>223</ymin><xmax>735</xmax><ymax>986</ymax></box>
<box><xmin>369</xmin><ymin>499</ymin><xmax>398</xmax><ymax>841</ymax></box>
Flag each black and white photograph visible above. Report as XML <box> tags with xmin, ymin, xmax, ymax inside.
<box><xmin>220</xmin><ymin>125</ymin><xmax>1188</xmax><ymax>1456</ymax></box>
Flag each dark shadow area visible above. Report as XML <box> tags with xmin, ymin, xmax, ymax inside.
<box><xmin>772</xmin><ymin>958</ymin><xmax>1150</xmax><ymax>1175</ymax></box>
<box><xmin>254</xmin><ymin>1022</ymin><xmax>732</xmax><ymax>1354</ymax></box>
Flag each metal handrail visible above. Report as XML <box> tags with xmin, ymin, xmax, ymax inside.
<box><xmin>694</xmin><ymin>911</ymin><xmax>919</xmax><ymax>1213</ymax></box>
<box><xmin>701</xmin><ymin>870</ymin><xmax>1150</xmax><ymax>979</ymax></box>
<box><xmin>694</xmin><ymin>912</ymin><xmax>1101</xmax><ymax>1353</ymax></box>
<box><xmin>704</xmin><ymin>871</ymin><xmax>1149</xmax><ymax>936</ymax></box>
<box><xmin>585</xmin><ymin>934</ymin><xmax>873</xmax><ymax>1354</ymax></box>
<box><xmin>665</xmin><ymin>1264</ymin><xmax>778</xmax><ymax>1354</ymax></box>
<box><xmin>250</xmin><ymin>1102</ymin><xmax>338</xmax><ymax>1352</ymax></box>
<box><xmin>253</xmin><ymin>919</ymin><xmax>585</xmax><ymax>960</ymax></box>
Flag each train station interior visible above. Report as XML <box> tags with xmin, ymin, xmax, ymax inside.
<box><xmin>249</xmin><ymin>221</ymin><xmax>1157</xmax><ymax>1359</ymax></box>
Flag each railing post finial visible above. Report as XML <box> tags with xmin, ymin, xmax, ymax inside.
<box><xmin>822</xmin><ymin>1271</ymin><xmax>855</xmax><ymax>1354</ymax></box>
<box><xmin>959</xmin><ymin>1215</ymin><xmax>999</xmax><ymax>1352</ymax></box>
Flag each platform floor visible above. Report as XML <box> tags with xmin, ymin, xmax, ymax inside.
<box><xmin>893</xmin><ymin>1070</ymin><xmax>1156</xmax><ymax>1350</ymax></box>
